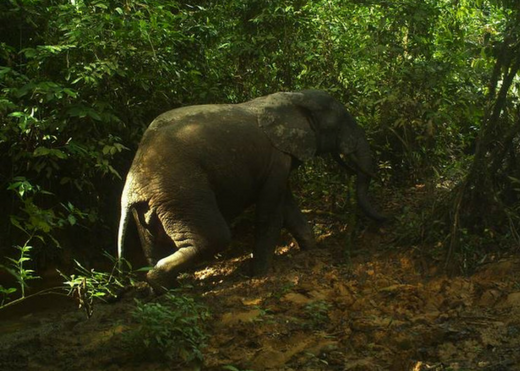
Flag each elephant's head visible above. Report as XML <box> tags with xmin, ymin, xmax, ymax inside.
<box><xmin>253</xmin><ymin>89</ymin><xmax>386</xmax><ymax>221</ymax></box>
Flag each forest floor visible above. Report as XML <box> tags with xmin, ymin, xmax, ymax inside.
<box><xmin>1</xmin><ymin>186</ymin><xmax>520</xmax><ymax>371</ymax></box>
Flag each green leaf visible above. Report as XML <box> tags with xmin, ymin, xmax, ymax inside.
<box><xmin>21</xmin><ymin>48</ymin><xmax>37</xmax><ymax>58</ymax></box>
<box><xmin>8</xmin><ymin>112</ymin><xmax>26</xmax><ymax>118</ymax></box>
<box><xmin>0</xmin><ymin>286</ymin><xmax>17</xmax><ymax>295</ymax></box>
<box><xmin>15</xmin><ymin>83</ymin><xmax>35</xmax><ymax>98</ymax></box>
<box><xmin>10</xmin><ymin>216</ymin><xmax>25</xmax><ymax>232</ymax></box>
<box><xmin>68</xmin><ymin>215</ymin><xmax>77</xmax><ymax>226</ymax></box>
<box><xmin>67</xmin><ymin>106</ymin><xmax>88</xmax><ymax>118</ymax></box>
<box><xmin>94</xmin><ymin>2</ymin><xmax>108</xmax><ymax>9</ymax></box>
<box><xmin>63</xmin><ymin>89</ymin><xmax>78</xmax><ymax>98</ymax></box>
<box><xmin>33</xmin><ymin>147</ymin><xmax>67</xmax><ymax>159</ymax></box>
<box><xmin>87</xmin><ymin>109</ymin><xmax>102</xmax><ymax>121</ymax></box>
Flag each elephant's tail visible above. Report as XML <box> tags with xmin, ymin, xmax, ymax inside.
<box><xmin>117</xmin><ymin>202</ymin><xmax>131</xmax><ymax>263</ymax></box>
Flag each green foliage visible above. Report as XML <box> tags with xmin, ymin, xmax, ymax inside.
<box><xmin>0</xmin><ymin>230</ymin><xmax>42</xmax><ymax>306</ymax></box>
<box><xmin>0</xmin><ymin>0</ymin><xmax>225</xmax><ymax>274</ymax></box>
<box><xmin>123</xmin><ymin>291</ymin><xmax>210</xmax><ymax>364</ymax></box>
<box><xmin>344</xmin><ymin>1</ymin><xmax>495</xmax><ymax>181</ymax></box>
<box><xmin>0</xmin><ymin>285</ymin><xmax>17</xmax><ymax>307</ymax></box>
<box><xmin>6</xmin><ymin>241</ymin><xmax>40</xmax><ymax>298</ymax></box>
<box><xmin>60</xmin><ymin>252</ymin><xmax>136</xmax><ymax>317</ymax></box>
<box><xmin>304</xmin><ymin>300</ymin><xmax>332</xmax><ymax>329</ymax></box>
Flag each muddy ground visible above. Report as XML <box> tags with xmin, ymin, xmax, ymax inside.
<box><xmin>1</xmin><ymin>188</ymin><xmax>520</xmax><ymax>371</ymax></box>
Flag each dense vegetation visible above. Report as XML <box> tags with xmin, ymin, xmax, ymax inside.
<box><xmin>1</xmin><ymin>0</ymin><xmax>519</xmax><ymax>303</ymax></box>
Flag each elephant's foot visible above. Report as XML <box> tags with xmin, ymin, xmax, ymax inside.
<box><xmin>146</xmin><ymin>266</ymin><xmax>179</xmax><ymax>294</ymax></box>
<box><xmin>146</xmin><ymin>247</ymin><xmax>200</xmax><ymax>293</ymax></box>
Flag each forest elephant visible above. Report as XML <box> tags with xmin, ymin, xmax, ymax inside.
<box><xmin>118</xmin><ymin>90</ymin><xmax>385</xmax><ymax>290</ymax></box>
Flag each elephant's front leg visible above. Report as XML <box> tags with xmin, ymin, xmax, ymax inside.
<box><xmin>253</xmin><ymin>199</ymin><xmax>284</xmax><ymax>276</ymax></box>
<box><xmin>283</xmin><ymin>189</ymin><xmax>316</xmax><ymax>250</ymax></box>
<box><xmin>252</xmin><ymin>158</ymin><xmax>292</xmax><ymax>276</ymax></box>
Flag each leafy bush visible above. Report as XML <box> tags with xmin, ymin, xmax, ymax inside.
<box><xmin>0</xmin><ymin>0</ymin><xmax>227</xmax><ymax>277</ymax></box>
<box><xmin>123</xmin><ymin>291</ymin><xmax>210</xmax><ymax>364</ymax></box>
<box><xmin>60</xmin><ymin>252</ymin><xmax>136</xmax><ymax>317</ymax></box>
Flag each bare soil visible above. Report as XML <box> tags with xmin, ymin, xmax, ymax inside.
<box><xmin>1</xmin><ymin>195</ymin><xmax>520</xmax><ymax>371</ymax></box>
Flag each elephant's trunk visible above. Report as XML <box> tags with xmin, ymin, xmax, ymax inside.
<box><xmin>346</xmin><ymin>134</ymin><xmax>387</xmax><ymax>221</ymax></box>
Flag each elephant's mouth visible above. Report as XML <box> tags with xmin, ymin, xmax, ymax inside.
<box><xmin>334</xmin><ymin>153</ymin><xmax>378</xmax><ymax>180</ymax></box>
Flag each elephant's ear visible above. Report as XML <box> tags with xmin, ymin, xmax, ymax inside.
<box><xmin>255</xmin><ymin>93</ymin><xmax>317</xmax><ymax>162</ymax></box>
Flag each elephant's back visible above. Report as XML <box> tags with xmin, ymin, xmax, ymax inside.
<box><xmin>147</xmin><ymin>104</ymin><xmax>249</xmax><ymax>130</ymax></box>
<box><xmin>128</xmin><ymin>104</ymin><xmax>281</xmax><ymax>217</ymax></box>
<box><xmin>141</xmin><ymin>104</ymin><xmax>267</xmax><ymax>160</ymax></box>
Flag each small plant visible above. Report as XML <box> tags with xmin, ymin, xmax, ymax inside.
<box><xmin>7</xmin><ymin>241</ymin><xmax>40</xmax><ymax>298</ymax></box>
<box><xmin>271</xmin><ymin>281</ymin><xmax>296</xmax><ymax>299</ymax></box>
<box><xmin>304</xmin><ymin>300</ymin><xmax>332</xmax><ymax>329</ymax></box>
<box><xmin>123</xmin><ymin>290</ymin><xmax>210</xmax><ymax>364</ymax></box>
<box><xmin>0</xmin><ymin>284</ymin><xmax>17</xmax><ymax>307</ymax></box>
<box><xmin>0</xmin><ymin>236</ymin><xmax>41</xmax><ymax>307</ymax></box>
<box><xmin>60</xmin><ymin>251</ymin><xmax>136</xmax><ymax>318</ymax></box>
<box><xmin>1</xmin><ymin>176</ymin><xmax>90</xmax><ymax>308</ymax></box>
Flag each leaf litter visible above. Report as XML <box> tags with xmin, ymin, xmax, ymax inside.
<box><xmin>0</xmin><ymin>216</ymin><xmax>519</xmax><ymax>371</ymax></box>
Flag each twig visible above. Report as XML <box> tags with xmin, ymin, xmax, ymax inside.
<box><xmin>445</xmin><ymin>181</ymin><xmax>466</xmax><ymax>272</ymax></box>
<box><xmin>0</xmin><ymin>286</ymin><xmax>69</xmax><ymax>310</ymax></box>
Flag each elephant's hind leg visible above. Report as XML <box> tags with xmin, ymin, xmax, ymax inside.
<box><xmin>146</xmin><ymin>195</ymin><xmax>231</xmax><ymax>290</ymax></box>
<box><xmin>132</xmin><ymin>202</ymin><xmax>173</xmax><ymax>266</ymax></box>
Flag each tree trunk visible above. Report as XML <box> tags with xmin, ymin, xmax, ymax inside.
<box><xmin>443</xmin><ymin>25</ymin><xmax>520</xmax><ymax>270</ymax></box>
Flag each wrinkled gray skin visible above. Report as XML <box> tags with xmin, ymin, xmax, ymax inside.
<box><xmin>118</xmin><ymin>90</ymin><xmax>385</xmax><ymax>290</ymax></box>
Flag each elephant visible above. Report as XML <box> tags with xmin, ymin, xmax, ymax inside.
<box><xmin>117</xmin><ymin>90</ymin><xmax>385</xmax><ymax>290</ymax></box>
